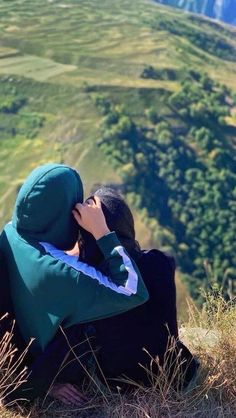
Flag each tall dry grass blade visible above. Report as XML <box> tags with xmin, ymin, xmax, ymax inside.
<box><xmin>0</xmin><ymin>319</ymin><xmax>32</xmax><ymax>407</ymax></box>
<box><xmin>42</xmin><ymin>326</ymin><xmax>110</xmax><ymax>406</ymax></box>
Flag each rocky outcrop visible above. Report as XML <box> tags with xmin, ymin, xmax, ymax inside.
<box><xmin>155</xmin><ymin>0</ymin><xmax>236</xmax><ymax>26</ymax></box>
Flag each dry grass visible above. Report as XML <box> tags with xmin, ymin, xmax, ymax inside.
<box><xmin>95</xmin><ymin>294</ymin><xmax>236</xmax><ymax>418</ymax></box>
<box><xmin>0</xmin><ymin>315</ymin><xmax>31</xmax><ymax>416</ymax></box>
<box><xmin>0</xmin><ymin>291</ymin><xmax>235</xmax><ymax>418</ymax></box>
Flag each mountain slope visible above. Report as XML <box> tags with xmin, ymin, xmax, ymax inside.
<box><xmin>155</xmin><ymin>0</ymin><xmax>236</xmax><ymax>26</ymax></box>
<box><xmin>0</xmin><ymin>0</ymin><xmax>236</xmax><ymax>301</ymax></box>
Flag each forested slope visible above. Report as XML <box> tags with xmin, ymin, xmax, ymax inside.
<box><xmin>95</xmin><ymin>71</ymin><xmax>236</xmax><ymax>301</ymax></box>
<box><xmin>0</xmin><ymin>0</ymin><xmax>235</xmax><ymax>302</ymax></box>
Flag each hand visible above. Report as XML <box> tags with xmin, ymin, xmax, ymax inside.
<box><xmin>48</xmin><ymin>383</ymin><xmax>88</xmax><ymax>406</ymax></box>
<box><xmin>72</xmin><ymin>196</ymin><xmax>110</xmax><ymax>240</ymax></box>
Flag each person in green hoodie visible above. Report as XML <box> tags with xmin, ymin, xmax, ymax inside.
<box><xmin>0</xmin><ymin>163</ymin><xmax>148</xmax><ymax>404</ymax></box>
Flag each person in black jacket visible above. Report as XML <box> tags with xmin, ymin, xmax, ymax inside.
<box><xmin>79</xmin><ymin>187</ymin><xmax>198</xmax><ymax>391</ymax></box>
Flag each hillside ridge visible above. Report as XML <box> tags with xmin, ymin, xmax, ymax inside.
<box><xmin>154</xmin><ymin>0</ymin><xmax>236</xmax><ymax>26</ymax></box>
<box><xmin>0</xmin><ymin>0</ymin><xmax>235</xmax><ymax>302</ymax></box>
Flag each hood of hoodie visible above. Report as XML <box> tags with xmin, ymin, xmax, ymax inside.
<box><xmin>12</xmin><ymin>164</ymin><xmax>83</xmax><ymax>249</ymax></box>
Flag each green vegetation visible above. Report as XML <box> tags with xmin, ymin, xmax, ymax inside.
<box><xmin>141</xmin><ymin>66</ymin><xmax>178</xmax><ymax>81</ymax></box>
<box><xmin>0</xmin><ymin>0</ymin><xmax>235</xmax><ymax>302</ymax></box>
<box><xmin>95</xmin><ymin>71</ymin><xmax>236</xmax><ymax>302</ymax></box>
<box><xmin>0</xmin><ymin>79</ymin><xmax>45</xmax><ymax>139</ymax></box>
<box><xmin>149</xmin><ymin>15</ymin><xmax>236</xmax><ymax>62</ymax></box>
<box><xmin>0</xmin><ymin>2</ymin><xmax>235</xmax><ymax>415</ymax></box>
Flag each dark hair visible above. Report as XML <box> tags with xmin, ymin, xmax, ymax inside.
<box><xmin>78</xmin><ymin>187</ymin><xmax>140</xmax><ymax>266</ymax></box>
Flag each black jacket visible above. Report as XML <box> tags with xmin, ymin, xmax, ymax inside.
<box><xmin>93</xmin><ymin>249</ymin><xmax>197</xmax><ymax>389</ymax></box>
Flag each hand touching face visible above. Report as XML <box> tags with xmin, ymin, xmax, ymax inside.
<box><xmin>72</xmin><ymin>196</ymin><xmax>110</xmax><ymax>240</ymax></box>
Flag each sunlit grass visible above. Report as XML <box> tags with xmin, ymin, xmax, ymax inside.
<box><xmin>0</xmin><ymin>0</ymin><xmax>236</xmax><ymax>90</ymax></box>
<box><xmin>0</xmin><ymin>0</ymin><xmax>235</xmax><ymax>322</ymax></box>
<box><xmin>1</xmin><ymin>291</ymin><xmax>235</xmax><ymax>417</ymax></box>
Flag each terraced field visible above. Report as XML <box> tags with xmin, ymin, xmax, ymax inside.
<box><xmin>0</xmin><ymin>47</ymin><xmax>76</xmax><ymax>81</ymax></box>
<box><xmin>0</xmin><ymin>0</ymin><xmax>235</xmax><ymax>216</ymax></box>
<box><xmin>1</xmin><ymin>0</ymin><xmax>236</xmax><ymax>89</ymax></box>
<box><xmin>0</xmin><ymin>0</ymin><xmax>236</xmax><ymax>305</ymax></box>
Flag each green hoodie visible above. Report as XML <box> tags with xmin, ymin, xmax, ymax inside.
<box><xmin>0</xmin><ymin>164</ymin><xmax>148</xmax><ymax>354</ymax></box>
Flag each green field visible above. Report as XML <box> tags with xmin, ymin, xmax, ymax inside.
<box><xmin>0</xmin><ymin>47</ymin><xmax>76</xmax><ymax>81</ymax></box>
<box><xmin>0</xmin><ymin>0</ymin><xmax>236</xmax><ymax>303</ymax></box>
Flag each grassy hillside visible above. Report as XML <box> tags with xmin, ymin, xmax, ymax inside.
<box><xmin>0</xmin><ymin>0</ymin><xmax>236</xmax><ymax>301</ymax></box>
